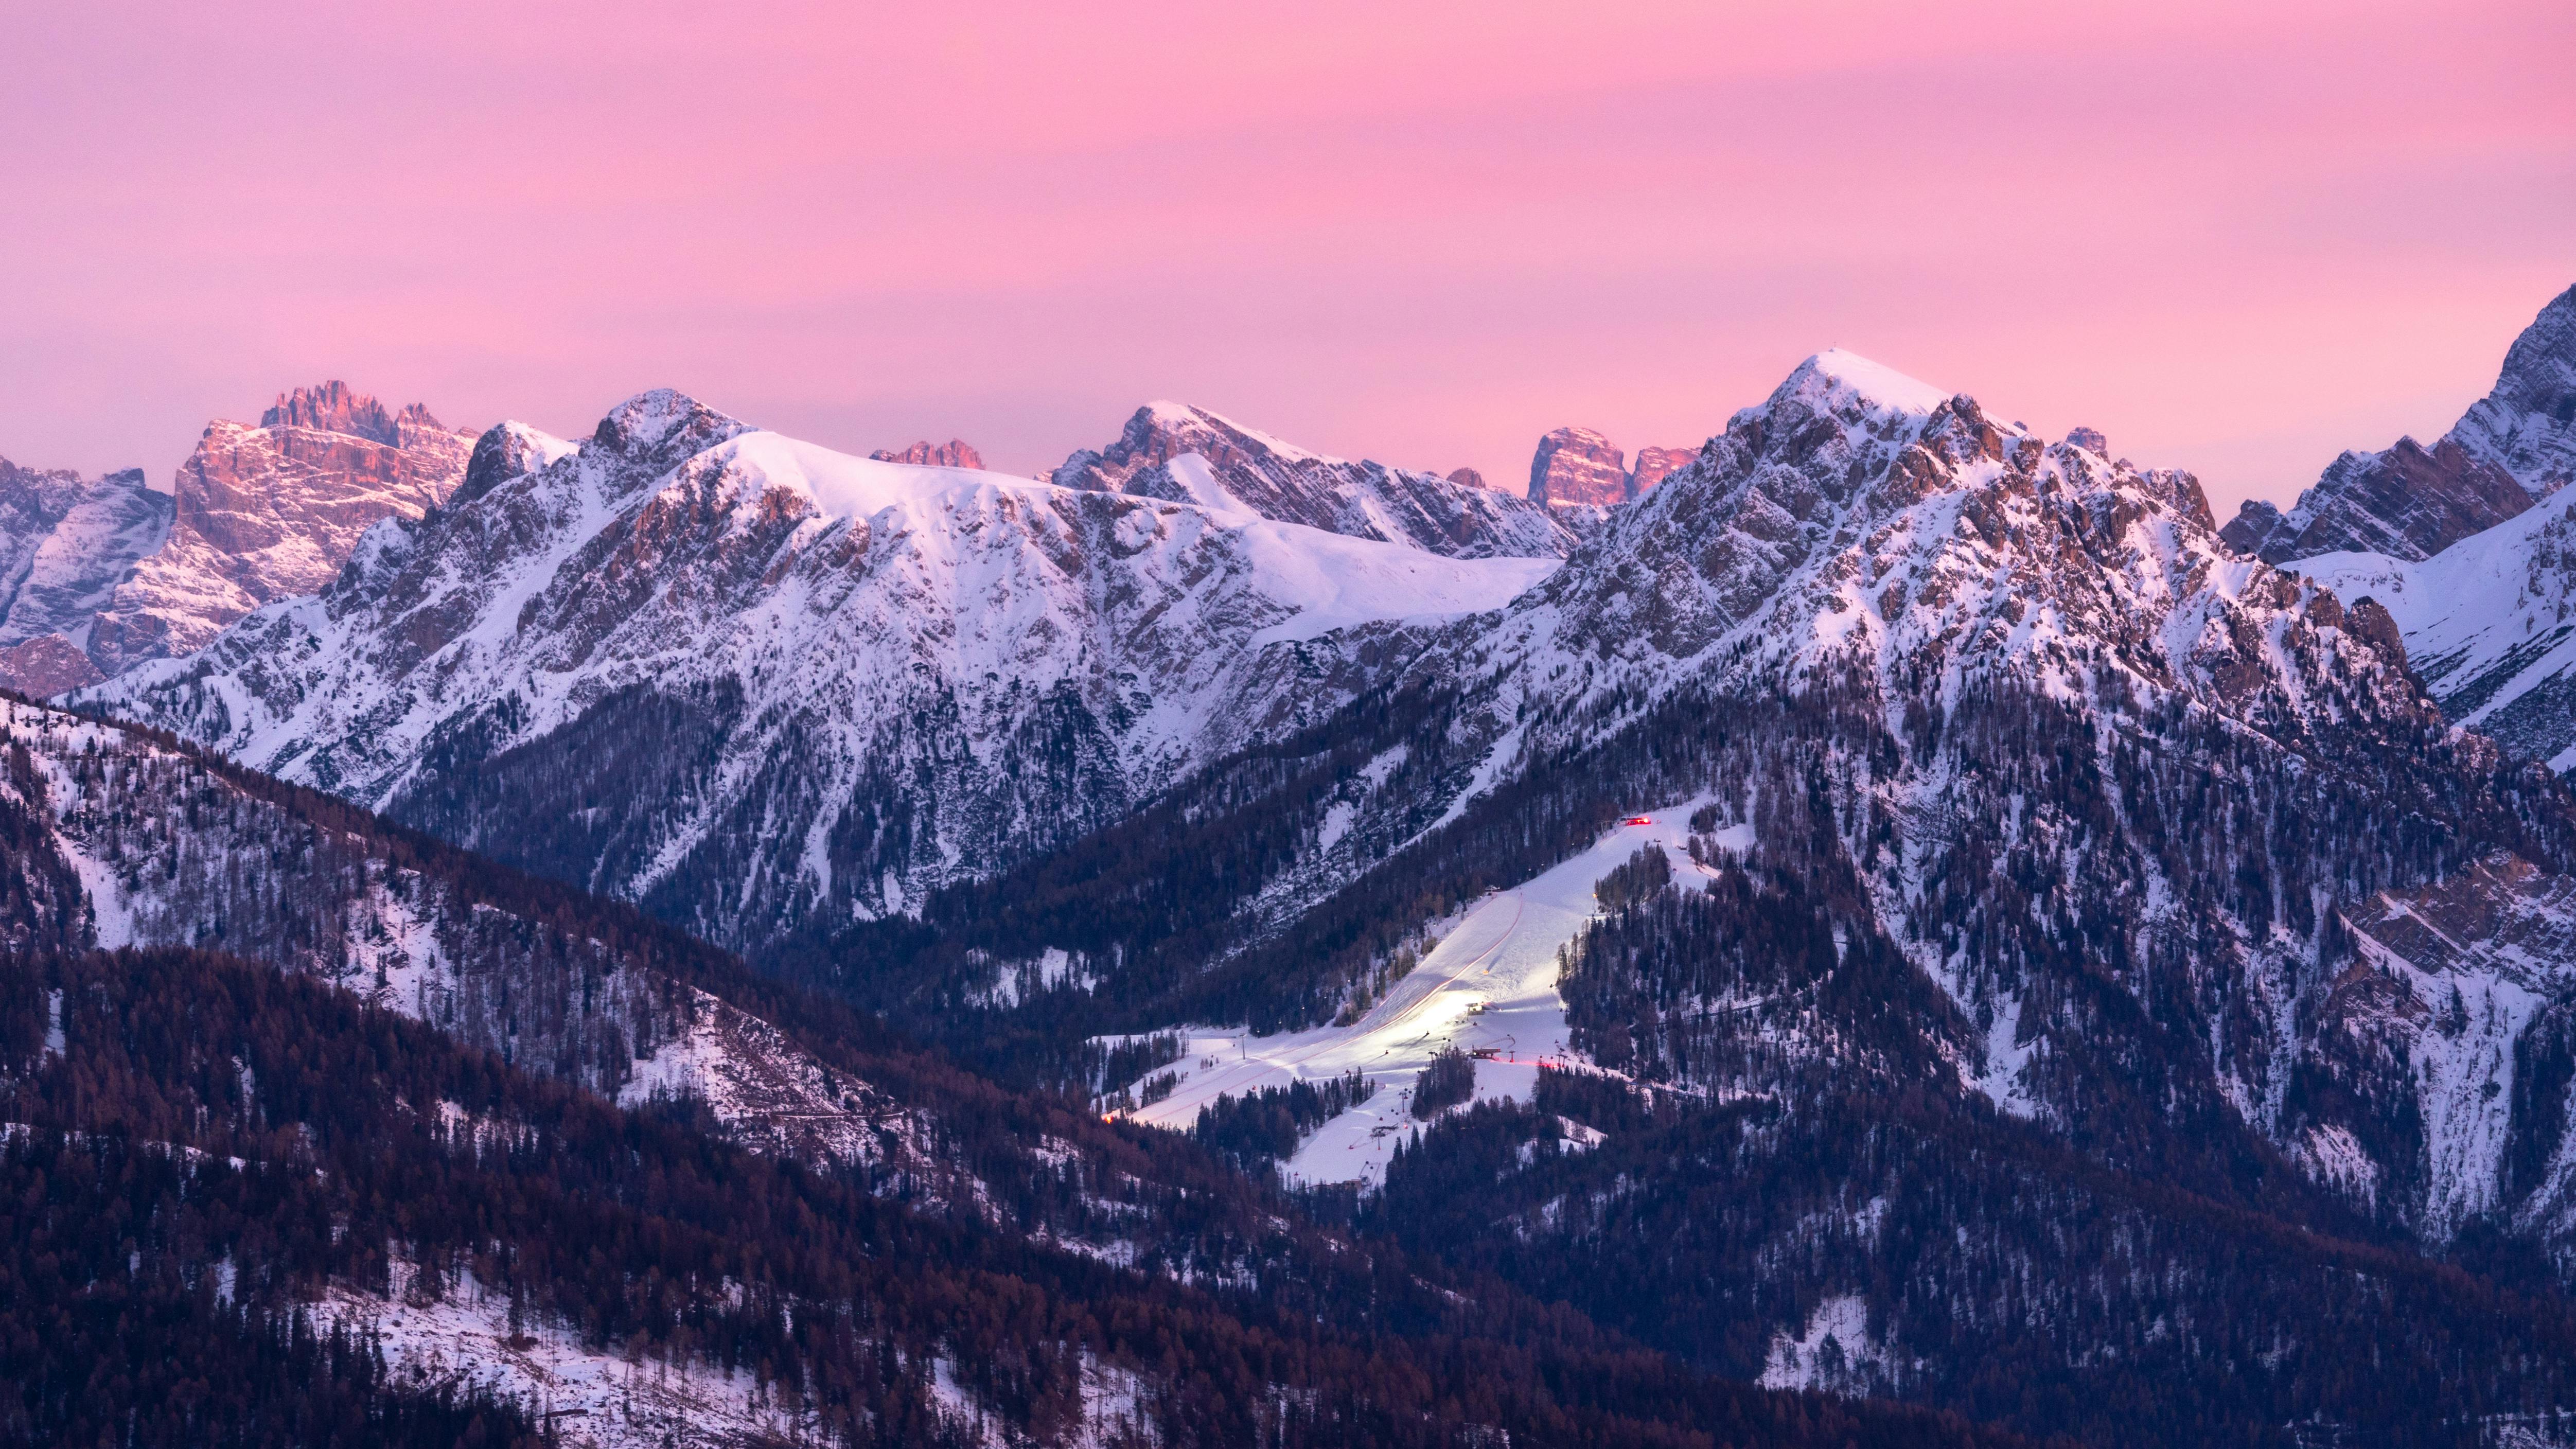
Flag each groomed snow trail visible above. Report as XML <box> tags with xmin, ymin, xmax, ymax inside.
<box><xmin>1122</xmin><ymin>803</ymin><xmax>1734</xmax><ymax>1185</ymax></box>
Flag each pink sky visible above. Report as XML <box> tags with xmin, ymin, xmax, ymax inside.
<box><xmin>4</xmin><ymin>1</ymin><xmax>2570</xmax><ymax>518</ymax></box>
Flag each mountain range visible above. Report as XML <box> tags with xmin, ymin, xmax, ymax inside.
<box><xmin>8</xmin><ymin>286</ymin><xmax>2576</xmax><ymax>1446</ymax></box>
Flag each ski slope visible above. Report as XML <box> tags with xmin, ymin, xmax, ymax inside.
<box><xmin>1122</xmin><ymin>802</ymin><xmax>1742</xmax><ymax>1185</ymax></box>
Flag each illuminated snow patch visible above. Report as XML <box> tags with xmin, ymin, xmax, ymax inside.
<box><xmin>1117</xmin><ymin>803</ymin><xmax>1731</xmax><ymax>1185</ymax></box>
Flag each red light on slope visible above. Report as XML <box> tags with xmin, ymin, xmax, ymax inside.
<box><xmin>1622</xmin><ymin>816</ymin><xmax>1653</xmax><ymax>826</ymax></box>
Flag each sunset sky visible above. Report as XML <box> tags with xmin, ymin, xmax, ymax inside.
<box><xmin>4</xmin><ymin>1</ymin><xmax>2570</xmax><ymax>518</ymax></box>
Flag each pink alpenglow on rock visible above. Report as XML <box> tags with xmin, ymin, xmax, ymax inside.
<box><xmin>0</xmin><ymin>634</ymin><xmax>105</xmax><ymax>697</ymax></box>
<box><xmin>1624</xmin><ymin>445</ymin><xmax>1699</xmax><ymax>498</ymax></box>
<box><xmin>1527</xmin><ymin>427</ymin><xmax>1627</xmax><ymax>507</ymax></box>
<box><xmin>87</xmin><ymin>382</ymin><xmax>472</xmax><ymax>675</ymax></box>
<box><xmin>870</xmin><ymin>439</ymin><xmax>986</xmax><ymax>470</ymax></box>
<box><xmin>1445</xmin><ymin>467</ymin><xmax>1491</xmax><ymax>492</ymax></box>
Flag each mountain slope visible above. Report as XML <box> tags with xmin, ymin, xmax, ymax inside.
<box><xmin>1057</xmin><ymin>400</ymin><xmax>1590</xmax><ymax>558</ymax></box>
<box><xmin>80</xmin><ymin>391</ymin><xmax>1557</xmax><ymax>948</ymax></box>
<box><xmin>798</xmin><ymin>347</ymin><xmax>2576</xmax><ymax>1443</ymax></box>
<box><xmin>0</xmin><ymin>687</ymin><xmax>2046</xmax><ymax>1449</ymax></box>
<box><xmin>2299</xmin><ymin>481</ymin><xmax>2576</xmax><ymax>770</ymax></box>
<box><xmin>0</xmin><ymin>457</ymin><xmax>171</xmax><ymax>694</ymax></box>
<box><xmin>2223</xmin><ymin>284</ymin><xmax>2575</xmax><ymax>562</ymax></box>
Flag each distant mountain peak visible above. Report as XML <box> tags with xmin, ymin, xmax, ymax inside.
<box><xmin>1527</xmin><ymin>428</ymin><xmax>1700</xmax><ymax>507</ymax></box>
<box><xmin>1056</xmin><ymin>402</ymin><xmax>1581</xmax><ymax>559</ymax></box>
<box><xmin>259</xmin><ymin>380</ymin><xmax>432</xmax><ymax>445</ymax></box>
<box><xmin>870</xmin><ymin>439</ymin><xmax>984</xmax><ymax>470</ymax></box>
<box><xmin>591</xmin><ymin>388</ymin><xmax>748</xmax><ymax>467</ymax></box>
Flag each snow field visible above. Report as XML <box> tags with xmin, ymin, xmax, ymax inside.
<box><xmin>1120</xmin><ymin>803</ymin><xmax>1739</xmax><ymax>1186</ymax></box>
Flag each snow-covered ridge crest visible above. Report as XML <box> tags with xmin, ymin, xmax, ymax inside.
<box><xmin>78</xmin><ymin>387</ymin><xmax>1558</xmax><ymax>946</ymax></box>
<box><xmin>1057</xmin><ymin>397</ymin><xmax>1589</xmax><ymax>560</ymax></box>
<box><xmin>1783</xmin><ymin>347</ymin><xmax>1960</xmax><ymax>418</ymax></box>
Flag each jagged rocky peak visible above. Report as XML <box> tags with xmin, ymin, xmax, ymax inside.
<box><xmin>870</xmin><ymin>438</ymin><xmax>984</xmax><ymax>470</ymax></box>
<box><xmin>258</xmin><ymin>379</ymin><xmax>450</xmax><ymax>446</ymax></box>
<box><xmin>79</xmin><ymin>381</ymin><xmax>479</xmax><ymax>677</ymax></box>
<box><xmin>1528</xmin><ymin>426</ymin><xmax>1707</xmax><ymax>506</ymax></box>
<box><xmin>2454</xmin><ymin>283</ymin><xmax>2576</xmax><ymax>498</ymax></box>
<box><xmin>590</xmin><ymin>387</ymin><xmax>747</xmax><ymax>460</ymax></box>
<box><xmin>2222</xmin><ymin>285</ymin><xmax>2576</xmax><ymax>566</ymax></box>
<box><xmin>2221</xmin><ymin>435</ymin><xmax>2532</xmax><ymax>564</ymax></box>
<box><xmin>1445</xmin><ymin>466</ymin><xmax>1490</xmax><ymax>491</ymax></box>
<box><xmin>1625</xmin><ymin>445</ymin><xmax>1699</xmax><ymax>495</ymax></box>
<box><xmin>455</xmin><ymin>420</ymin><xmax>576</xmax><ymax>507</ymax></box>
<box><xmin>2064</xmin><ymin>425</ymin><xmax>2110</xmax><ymax>455</ymax></box>
<box><xmin>1527</xmin><ymin>427</ymin><xmax>1625</xmax><ymax>506</ymax></box>
<box><xmin>1510</xmin><ymin>346</ymin><xmax>2281</xmax><ymax>695</ymax></box>
<box><xmin>1052</xmin><ymin>400</ymin><xmax>1294</xmax><ymax>493</ymax></box>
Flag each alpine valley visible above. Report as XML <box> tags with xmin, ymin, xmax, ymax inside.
<box><xmin>9</xmin><ymin>287</ymin><xmax>2576</xmax><ymax>1448</ymax></box>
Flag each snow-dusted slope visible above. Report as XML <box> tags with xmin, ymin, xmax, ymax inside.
<box><xmin>1122</xmin><ymin>804</ymin><xmax>1730</xmax><ymax>1185</ymax></box>
<box><xmin>0</xmin><ymin>695</ymin><xmax>927</xmax><ymax>1171</ymax></box>
<box><xmin>1057</xmin><ymin>400</ymin><xmax>1593</xmax><ymax>558</ymax></box>
<box><xmin>81</xmin><ymin>390</ymin><xmax>1556</xmax><ymax>946</ymax></box>
<box><xmin>2301</xmin><ymin>483</ymin><xmax>2576</xmax><ymax>770</ymax></box>
<box><xmin>0</xmin><ymin>457</ymin><xmax>172</xmax><ymax>693</ymax></box>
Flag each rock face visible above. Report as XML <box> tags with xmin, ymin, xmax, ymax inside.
<box><xmin>1056</xmin><ymin>402</ymin><xmax>1581</xmax><ymax>559</ymax></box>
<box><xmin>0</xmin><ymin>458</ymin><xmax>172</xmax><ymax>693</ymax></box>
<box><xmin>1444</xmin><ymin>466</ymin><xmax>1490</xmax><ymax>491</ymax></box>
<box><xmin>1526</xmin><ymin>427</ymin><xmax>1627</xmax><ymax>506</ymax></box>
<box><xmin>1526</xmin><ymin>429</ymin><xmax>1700</xmax><ymax>505</ymax></box>
<box><xmin>870</xmin><ymin>438</ymin><xmax>984</xmax><ymax>470</ymax></box>
<box><xmin>2451</xmin><ymin>283</ymin><xmax>2576</xmax><ymax>497</ymax></box>
<box><xmin>2224</xmin><ymin>285</ymin><xmax>2575</xmax><ymax>563</ymax></box>
<box><xmin>79</xmin><ymin>390</ymin><xmax>1558</xmax><ymax>947</ymax></box>
<box><xmin>1622</xmin><ymin>444</ymin><xmax>1697</xmax><ymax>496</ymax></box>
<box><xmin>2220</xmin><ymin>435</ymin><xmax>2534</xmax><ymax>562</ymax></box>
<box><xmin>83</xmin><ymin>383</ymin><xmax>471</xmax><ymax>675</ymax></box>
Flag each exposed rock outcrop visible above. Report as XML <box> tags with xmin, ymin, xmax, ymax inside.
<box><xmin>870</xmin><ymin>438</ymin><xmax>985</xmax><ymax>470</ymax></box>
<box><xmin>1527</xmin><ymin>428</ymin><xmax>1698</xmax><ymax>505</ymax></box>
<box><xmin>1527</xmin><ymin>427</ymin><xmax>1627</xmax><ymax>506</ymax></box>
<box><xmin>2225</xmin><ymin>285</ymin><xmax>2575</xmax><ymax>564</ymax></box>
<box><xmin>86</xmin><ymin>382</ymin><xmax>472</xmax><ymax>673</ymax></box>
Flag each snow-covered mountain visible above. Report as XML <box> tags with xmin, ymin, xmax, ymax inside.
<box><xmin>80</xmin><ymin>390</ymin><xmax>1557</xmax><ymax>947</ymax></box>
<box><xmin>1055</xmin><ymin>400</ymin><xmax>1592</xmax><ymax>557</ymax></box>
<box><xmin>765</xmin><ymin>345</ymin><xmax>2576</xmax><ymax>1441</ymax></box>
<box><xmin>2300</xmin><ymin>482</ymin><xmax>2576</xmax><ymax>770</ymax></box>
<box><xmin>0</xmin><ymin>457</ymin><xmax>171</xmax><ymax>694</ymax></box>
<box><xmin>885</xmin><ymin>347</ymin><xmax>2572</xmax><ymax>1259</ymax></box>
<box><xmin>2224</xmin><ymin>285</ymin><xmax>2574</xmax><ymax>562</ymax></box>
<box><xmin>41</xmin><ymin>346</ymin><xmax>2576</xmax><ymax>1447</ymax></box>
<box><xmin>2453</xmin><ymin>282</ymin><xmax>2576</xmax><ymax>496</ymax></box>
